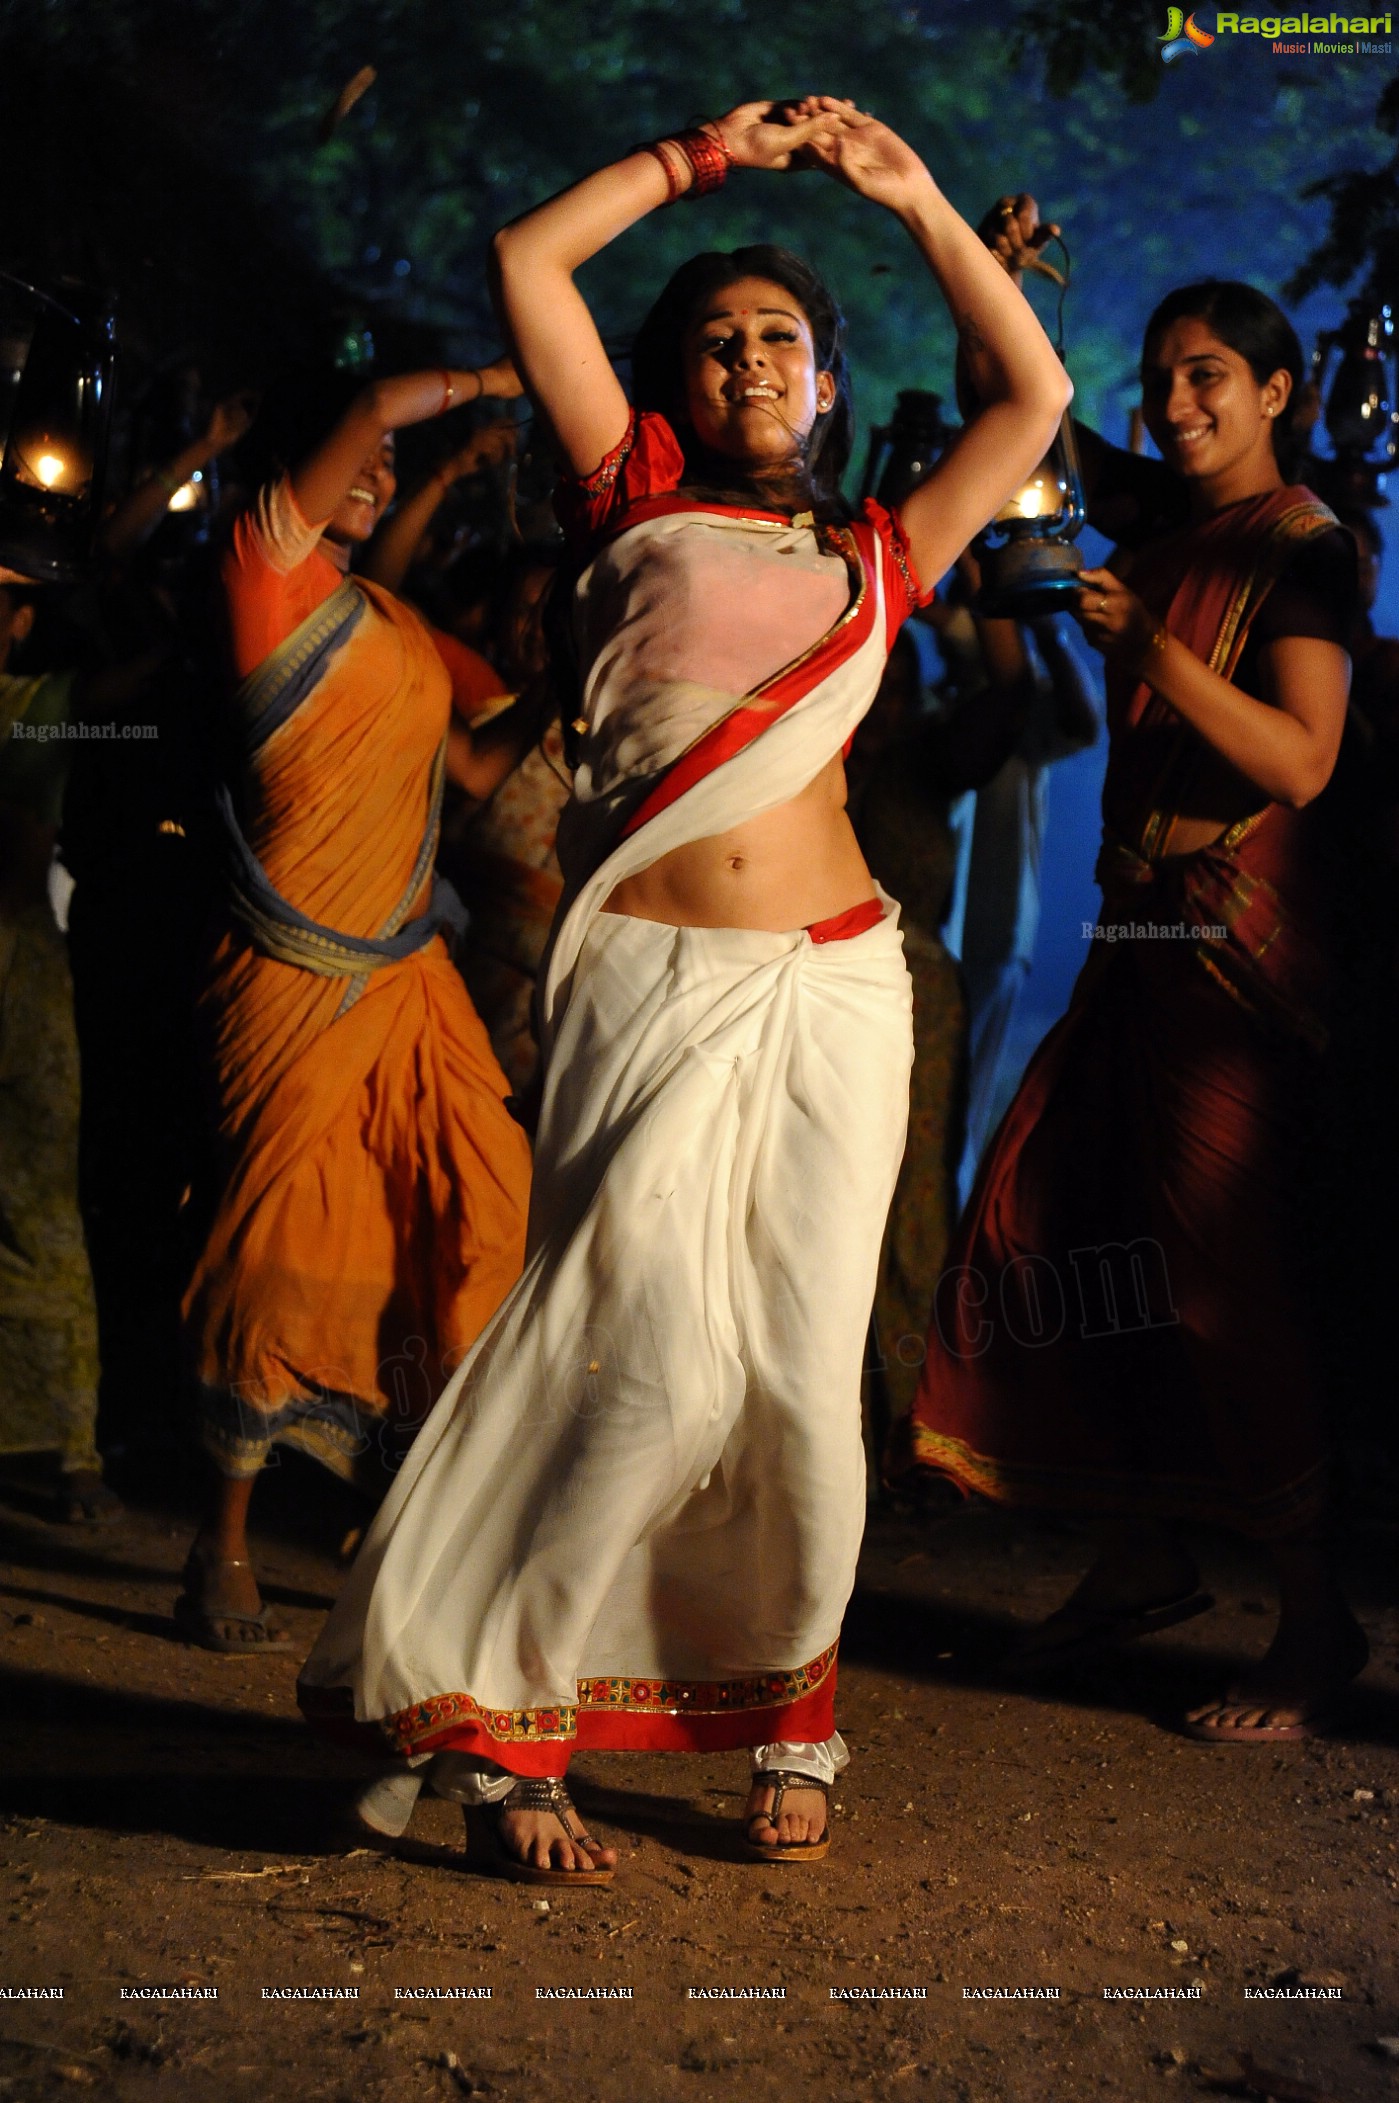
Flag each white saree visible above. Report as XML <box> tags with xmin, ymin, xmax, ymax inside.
<box><xmin>300</xmin><ymin>423</ymin><xmax>919</xmax><ymax>1773</ymax></box>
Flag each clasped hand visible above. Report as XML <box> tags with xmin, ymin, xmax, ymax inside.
<box><xmin>711</xmin><ymin>97</ymin><xmax>931</xmax><ymax>208</ymax></box>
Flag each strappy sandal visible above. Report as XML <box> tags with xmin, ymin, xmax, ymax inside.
<box><xmin>742</xmin><ymin>1769</ymin><xmax>832</xmax><ymax>1864</ymax></box>
<box><xmin>463</xmin><ymin>1775</ymin><xmax>615</xmax><ymax>1886</ymax></box>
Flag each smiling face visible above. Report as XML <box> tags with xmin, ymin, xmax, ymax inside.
<box><xmin>680</xmin><ymin>275</ymin><xmax>835</xmax><ymax>475</ymax></box>
<box><xmin>1140</xmin><ymin>317</ymin><xmax>1291</xmax><ymax>509</ymax></box>
<box><xmin>325</xmin><ymin>433</ymin><xmax>397</xmax><ymax>545</ymax></box>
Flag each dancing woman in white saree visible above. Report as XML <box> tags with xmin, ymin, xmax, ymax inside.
<box><xmin>298</xmin><ymin>97</ymin><xmax>1069</xmax><ymax>1881</ymax></box>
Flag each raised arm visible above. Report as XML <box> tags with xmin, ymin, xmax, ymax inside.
<box><xmin>801</xmin><ymin>108</ymin><xmax>1070</xmax><ymax>590</ymax></box>
<box><xmin>361</xmin><ymin>420</ymin><xmax>517</xmax><ymax>594</ymax></box>
<box><xmin>490</xmin><ymin>101</ymin><xmax>844</xmax><ymax>478</ymax></box>
<box><xmin>101</xmin><ymin>390</ymin><xmax>257</xmax><ymax>561</ymax></box>
<box><xmin>290</xmin><ymin>355</ymin><xmax>521</xmax><ymax>527</ymax></box>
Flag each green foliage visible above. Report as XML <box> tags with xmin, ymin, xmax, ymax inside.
<box><xmin>1009</xmin><ymin>0</ymin><xmax>1168</xmax><ymax>103</ymax></box>
<box><xmin>1282</xmin><ymin>72</ymin><xmax>1399</xmax><ymax>308</ymax></box>
<box><xmin>0</xmin><ymin>0</ymin><xmax>1386</xmax><ymax>465</ymax></box>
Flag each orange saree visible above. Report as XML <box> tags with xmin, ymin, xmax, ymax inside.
<box><xmin>907</xmin><ymin>488</ymin><xmax>1352</xmax><ymax>1540</ymax></box>
<box><xmin>184</xmin><ymin>485</ymin><xmax>531</xmax><ymax>1485</ymax></box>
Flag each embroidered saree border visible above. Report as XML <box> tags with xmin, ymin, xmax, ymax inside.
<box><xmin>300</xmin><ymin>1642</ymin><xmax>840</xmax><ymax>1755</ymax></box>
<box><xmin>910</xmin><ymin>1424</ymin><xmax>1329</xmax><ymax>1542</ymax></box>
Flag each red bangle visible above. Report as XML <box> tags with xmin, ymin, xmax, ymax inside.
<box><xmin>672</xmin><ymin>123</ymin><xmax>732</xmax><ymax>197</ymax></box>
<box><xmin>436</xmin><ymin>369</ymin><xmax>455</xmax><ymax>415</ymax></box>
<box><xmin>643</xmin><ymin>140</ymin><xmax>686</xmax><ymax>205</ymax></box>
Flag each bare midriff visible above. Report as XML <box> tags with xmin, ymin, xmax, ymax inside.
<box><xmin>602</xmin><ymin>751</ymin><xmax>878</xmax><ymax>931</ymax></box>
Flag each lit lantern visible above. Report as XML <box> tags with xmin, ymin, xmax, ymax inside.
<box><xmin>1312</xmin><ymin>300</ymin><xmax>1398</xmax><ymax>489</ymax></box>
<box><xmin>973</xmin><ymin>398</ymin><xmax>1086</xmax><ymax>618</ymax></box>
<box><xmin>165</xmin><ymin>469</ymin><xmax>207</xmax><ymax>515</ymax></box>
<box><xmin>973</xmin><ymin>227</ymin><xmax>1085</xmax><ymax>619</ymax></box>
<box><xmin>0</xmin><ymin>277</ymin><xmax>115</xmax><ymax>584</ymax></box>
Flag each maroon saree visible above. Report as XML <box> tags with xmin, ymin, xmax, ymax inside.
<box><xmin>906</xmin><ymin>488</ymin><xmax>1346</xmax><ymax>1540</ymax></box>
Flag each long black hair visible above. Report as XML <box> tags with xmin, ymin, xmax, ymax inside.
<box><xmin>630</xmin><ymin>244</ymin><xmax>854</xmax><ymax>515</ymax></box>
<box><xmin>1141</xmin><ymin>281</ymin><xmax>1305</xmax><ymax>441</ymax></box>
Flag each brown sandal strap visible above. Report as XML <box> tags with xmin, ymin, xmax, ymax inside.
<box><xmin>746</xmin><ymin>1768</ymin><xmax>828</xmax><ymax>1840</ymax></box>
<box><xmin>502</xmin><ymin>1775</ymin><xmax>595</xmax><ymax>1847</ymax></box>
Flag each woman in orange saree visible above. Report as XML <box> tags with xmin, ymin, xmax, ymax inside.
<box><xmin>907</xmin><ymin>272</ymin><xmax>1363</xmax><ymax>1741</ymax></box>
<box><xmin>177</xmin><ymin>361</ymin><xmax>534</xmax><ymax>1651</ymax></box>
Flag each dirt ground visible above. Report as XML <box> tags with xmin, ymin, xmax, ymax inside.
<box><xmin>1</xmin><ymin>1456</ymin><xmax>1397</xmax><ymax>2103</ymax></box>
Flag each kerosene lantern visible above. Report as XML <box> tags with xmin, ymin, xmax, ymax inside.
<box><xmin>0</xmin><ymin>276</ymin><xmax>115</xmax><ymax>584</ymax></box>
<box><xmin>973</xmin><ymin>233</ymin><xmax>1086</xmax><ymax>619</ymax></box>
<box><xmin>1311</xmin><ymin>300</ymin><xmax>1399</xmax><ymax>498</ymax></box>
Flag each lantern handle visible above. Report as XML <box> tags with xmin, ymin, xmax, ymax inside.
<box><xmin>0</xmin><ymin>269</ymin><xmax>87</xmax><ymax>331</ymax></box>
<box><xmin>1023</xmin><ymin>233</ymin><xmax>1071</xmax><ymax>359</ymax></box>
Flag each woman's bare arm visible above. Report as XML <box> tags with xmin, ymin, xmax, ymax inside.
<box><xmin>1076</xmin><ymin>567</ymin><xmax>1349</xmax><ymax>807</ymax></box>
<box><xmin>800</xmin><ymin>108</ymin><xmax>1070</xmax><ymax>589</ymax></box>
<box><xmin>361</xmin><ymin>421</ymin><xmax>516</xmax><ymax>593</ymax></box>
<box><xmin>444</xmin><ymin>688</ymin><xmax>550</xmax><ymax>801</ymax></box>
<box><xmin>290</xmin><ymin>356</ymin><xmax>520</xmax><ymax>526</ymax></box>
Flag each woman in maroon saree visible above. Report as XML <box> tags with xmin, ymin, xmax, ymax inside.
<box><xmin>907</xmin><ymin>267</ymin><xmax>1362</xmax><ymax>1741</ymax></box>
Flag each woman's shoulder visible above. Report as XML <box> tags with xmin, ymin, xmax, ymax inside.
<box><xmin>553</xmin><ymin>410</ymin><xmax>687</xmax><ymax>550</ymax></box>
<box><xmin>1253</xmin><ymin>506</ymin><xmax>1357</xmax><ymax>648</ymax></box>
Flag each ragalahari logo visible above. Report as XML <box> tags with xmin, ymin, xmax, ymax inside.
<box><xmin>1160</xmin><ymin>6</ymin><xmax>1218</xmax><ymax>56</ymax></box>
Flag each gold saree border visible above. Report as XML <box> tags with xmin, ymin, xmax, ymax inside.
<box><xmin>358</xmin><ymin>1642</ymin><xmax>841</xmax><ymax>1754</ymax></box>
<box><xmin>910</xmin><ymin>1425</ymin><xmax>1329</xmax><ymax>1542</ymax></box>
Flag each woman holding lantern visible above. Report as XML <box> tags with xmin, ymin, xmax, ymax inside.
<box><xmin>298</xmin><ymin>97</ymin><xmax>1069</xmax><ymax>1880</ymax></box>
<box><xmin>907</xmin><ymin>207</ymin><xmax>1363</xmax><ymax>1744</ymax></box>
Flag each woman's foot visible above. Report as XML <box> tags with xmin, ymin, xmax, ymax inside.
<box><xmin>1184</xmin><ymin>1604</ymin><xmax>1369</xmax><ymax>1741</ymax></box>
<box><xmin>1009</xmin><ymin>1526</ymin><xmax>1208</xmax><ymax>1669</ymax></box>
<box><xmin>743</xmin><ymin>1772</ymin><xmax>831</xmax><ymax>1860</ymax></box>
<box><xmin>468</xmin><ymin>1778</ymin><xmax>616</xmax><ymax>1884</ymax></box>
<box><xmin>173</xmin><ymin>1537</ymin><xmax>290</xmax><ymax>1653</ymax></box>
<box><xmin>744</xmin><ymin>1776</ymin><xmax>828</xmax><ymax>1847</ymax></box>
<box><xmin>497</xmin><ymin>1808</ymin><xmax>618</xmax><ymax>1876</ymax></box>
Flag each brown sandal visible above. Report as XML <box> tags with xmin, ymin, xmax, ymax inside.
<box><xmin>742</xmin><ymin>1769</ymin><xmax>831</xmax><ymax>1863</ymax></box>
<box><xmin>464</xmin><ymin>1776</ymin><xmax>615</xmax><ymax>1886</ymax></box>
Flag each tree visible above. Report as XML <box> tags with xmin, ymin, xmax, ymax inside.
<box><xmin>0</xmin><ymin>0</ymin><xmax>1384</xmax><ymax>453</ymax></box>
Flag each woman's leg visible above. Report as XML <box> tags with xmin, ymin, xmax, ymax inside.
<box><xmin>178</xmin><ymin>1464</ymin><xmax>289</xmax><ymax>1649</ymax></box>
<box><xmin>430</xmin><ymin>1754</ymin><xmax>617</xmax><ymax>1874</ymax></box>
<box><xmin>1184</xmin><ymin>1534</ymin><xmax>1368</xmax><ymax>1734</ymax></box>
<box><xmin>1010</xmin><ymin>1516</ymin><xmax>1205</xmax><ymax>1661</ymax></box>
<box><xmin>744</xmin><ymin>1735</ymin><xmax>846</xmax><ymax>1847</ymax></box>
